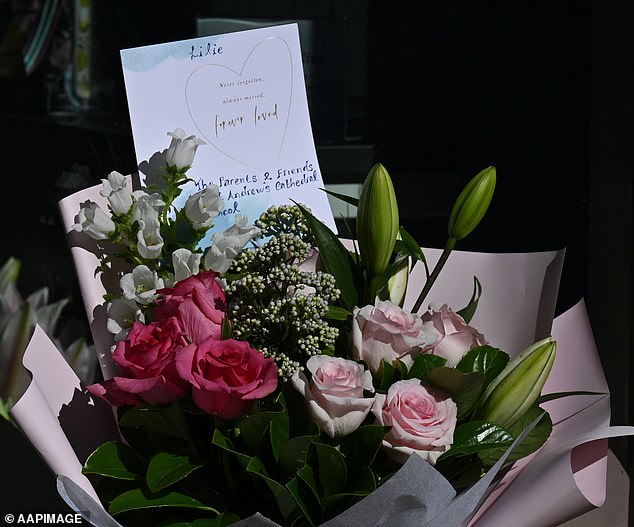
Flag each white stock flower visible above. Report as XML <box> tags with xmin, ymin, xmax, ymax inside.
<box><xmin>136</xmin><ymin>216</ymin><xmax>164</xmax><ymax>259</ymax></box>
<box><xmin>204</xmin><ymin>215</ymin><xmax>261</xmax><ymax>273</ymax></box>
<box><xmin>165</xmin><ymin>128</ymin><xmax>206</xmax><ymax>169</ymax></box>
<box><xmin>184</xmin><ymin>184</ymin><xmax>224</xmax><ymax>230</ymax></box>
<box><xmin>106</xmin><ymin>297</ymin><xmax>145</xmax><ymax>341</ymax></box>
<box><xmin>172</xmin><ymin>248</ymin><xmax>202</xmax><ymax>282</ymax></box>
<box><xmin>73</xmin><ymin>200</ymin><xmax>115</xmax><ymax>240</ymax></box>
<box><xmin>120</xmin><ymin>265</ymin><xmax>164</xmax><ymax>305</ymax></box>
<box><xmin>100</xmin><ymin>171</ymin><xmax>133</xmax><ymax>216</ymax></box>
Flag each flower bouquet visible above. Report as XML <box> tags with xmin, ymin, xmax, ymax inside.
<box><xmin>10</xmin><ymin>130</ymin><xmax>633</xmax><ymax>527</ymax></box>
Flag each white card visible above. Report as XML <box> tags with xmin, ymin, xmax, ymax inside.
<box><xmin>120</xmin><ymin>23</ymin><xmax>336</xmax><ymax>234</ymax></box>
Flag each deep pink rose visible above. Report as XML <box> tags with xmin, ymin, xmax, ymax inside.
<box><xmin>176</xmin><ymin>337</ymin><xmax>278</xmax><ymax>420</ymax></box>
<box><xmin>372</xmin><ymin>379</ymin><xmax>457</xmax><ymax>465</ymax></box>
<box><xmin>154</xmin><ymin>271</ymin><xmax>226</xmax><ymax>344</ymax></box>
<box><xmin>86</xmin><ymin>317</ymin><xmax>187</xmax><ymax>406</ymax></box>
<box><xmin>421</xmin><ymin>304</ymin><xmax>486</xmax><ymax>367</ymax></box>
<box><xmin>291</xmin><ymin>355</ymin><xmax>375</xmax><ymax>438</ymax></box>
<box><xmin>351</xmin><ymin>300</ymin><xmax>438</xmax><ymax>375</ymax></box>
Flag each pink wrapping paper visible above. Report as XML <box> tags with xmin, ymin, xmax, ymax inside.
<box><xmin>10</xmin><ymin>326</ymin><xmax>119</xmax><ymax>504</ymax></box>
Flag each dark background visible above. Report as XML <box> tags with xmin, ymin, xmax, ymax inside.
<box><xmin>0</xmin><ymin>0</ymin><xmax>631</xmax><ymax>522</ymax></box>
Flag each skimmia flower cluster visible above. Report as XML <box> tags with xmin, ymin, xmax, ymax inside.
<box><xmin>225</xmin><ymin>206</ymin><xmax>341</xmax><ymax>378</ymax></box>
<box><xmin>72</xmin><ymin>131</ymin><xmax>560</xmax><ymax>527</ymax></box>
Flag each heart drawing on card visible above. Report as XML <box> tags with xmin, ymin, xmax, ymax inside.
<box><xmin>185</xmin><ymin>37</ymin><xmax>293</xmax><ymax>169</ymax></box>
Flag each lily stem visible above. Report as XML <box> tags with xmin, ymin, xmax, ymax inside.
<box><xmin>411</xmin><ymin>237</ymin><xmax>456</xmax><ymax>314</ymax></box>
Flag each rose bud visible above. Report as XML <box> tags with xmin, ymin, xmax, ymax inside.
<box><xmin>474</xmin><ymin>337</ymin><xmax>556</xmax><ymax>428</ymax></box>
<box><xmin>447</xmin><ymin>166</ymin><xmax>496</xmax><ymax>241</ymax></box>
<box><xmin>356</xmin><ymin>163</ymin><xmax>399</xmax><ymax>279</ymax></box>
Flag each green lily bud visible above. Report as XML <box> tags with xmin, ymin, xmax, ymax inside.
<box><xmin>357</xmin><ymin>163</ymin><xmax>399</xmax><ymax>278</ymax></box>
<box><xmin>448</xmin><ymin>166</ymin><xmax>496</xmax><ymax>240</ymax></box>
<box><xmin>475</xmin><ymin>337</ymin><xmax>556</xmax><ymax>428</ymax></box>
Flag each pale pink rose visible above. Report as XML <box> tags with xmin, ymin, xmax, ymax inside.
<box><xmin>372</xmin><ymin>379</ymin><xmax>457</xmax><ymax>465</ymax></box>
<box><xmin>421</xmin><ymin>304</ymin><xmax>486</xmax><ymax>367</ymax></box>
<box><xmin>351</xmin><ymin>300</ymin><xmax>438</xmax><ymax>375</ymax></box>
<box><xmin>291</xmin><ymin>355</ymin><xmax>375</xmax><ymax>438</ymax></box>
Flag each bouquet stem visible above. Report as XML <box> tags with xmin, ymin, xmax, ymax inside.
<box><xmin>411</xmin><ymin>238</ymin><xmax>456</xmax><ymax>313</ymax></box>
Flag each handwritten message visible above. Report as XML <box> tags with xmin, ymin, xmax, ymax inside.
<box><xmin>120</xmin><ymin>24</ymin><xmax>336</xmax><ymax>234</ymax></box>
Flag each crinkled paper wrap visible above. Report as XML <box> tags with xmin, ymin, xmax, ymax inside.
<box><xmin>9</xmin><ymin>182</ymin><xmax>632</xmax><ymax>527</ymax></box>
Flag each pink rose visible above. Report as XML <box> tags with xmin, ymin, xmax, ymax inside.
<box><xmin>372</xmin><ymin>379</ymin><xmax>457</xmax><ymax>465</ymax></box>
<box><xmin>291</xmin><ymin>355</ymin><xmax>375</xmax><ymax>438</ymax></box>
<box><xmin>86</xmin><ymin>317</ymin><xmax>188</xmax><ymax>406</ymax></box>
<box><xmin>176</xmin><ymin>337</ymin><xmax>278</xmax><ymax>420</ymax></box>
<box><xmin>421</xmin><ymin>304</ymin><xmax>486</xmax><ymax>367</ymax></box>
<box><xmin>352</xmin><ymin>300</ymin><xmax>438</xmax><ymax>375</ymax></box>
<box><xmin>154</xmin><ymin>271</ymin><xmax>226</xmax><ymax>345</ymax></box>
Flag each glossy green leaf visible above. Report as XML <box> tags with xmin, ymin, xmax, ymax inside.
<box><xmin>405</xmin><ymin>354</ymin><xmax>446</xmax><ymax>381</ymax></box>
<box><xmin>146</xmin><ymin>452</ymin><xmax>204</xmax><ymax>493</ymax></box>
<box><xmin>294</xmin><ymin>202</ymin><xmax>360</xmax><ymax>310</ymax></box>
<box><xmin>287</xmin><ymin>467</ymin><xmax>321</xmax><ymax>527</ymax></box>
<box><xmin>340</xmin><ymin>424</ymin><xmax>387</xmax><ymax>468</ymax></box>
<box><xmin>440</xmin><ymin>421</ymin><xmax>514</xmax><ymax>460</ymax></box>
<box><xmin>278</xmin><ymin>434</ymin><xmax>321</xmax><ymax>477</ymax></box>
<box><xmin>83</xmin><ymin>441</ymin><xmax>145</xmax><ymax>480</ymax></box>
<box><xmin>322</xmin><ymin>188</ymin><xmax>359</xmax><ymax>208</ymax></box>
<box><xmin>426</xmin><ymin>367</ymin><xmax>485</xmax><ymax>419</ymax></box>
<box><xmin>108</xmin><ymin>488</ymin><xmax>219</xmax><ymax>515</ymax></box>
<box><xmin>456</xmin><ymin>276</ymin><xmax>482</xmax><ymax>324</ymax></box>
<box><xmin>397</xmin><ymin>227</ymin><xmax>427</xmax><ymax>267</ymax></box>
<box><xmin>456</xmin><ymin>345</ymin><xmax>509</xmax><ymax>390</ymax></box>
<box><xmin>308</xmin><ymin>442</ymin><xmax>347</xmax><ymax>497</ymax></box>
<box><xmin>324</xmin><ymin>305</ymin><xmax>352</xmax><ymax>321</ymax></box>
<box><xmin>479</xmin><ymin>407</ymin><xmax>552</xmax><ymax>468</ymax></box>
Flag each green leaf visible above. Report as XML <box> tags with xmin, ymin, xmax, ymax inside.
<box><xmin>239</xmin><ymin>410</ymin><xmax>274</xmax><ymax>455</ymax></box>
<box><xmin>378</xmin><ymin>359</ymin><xmax>406</xmax><ymax>392</ymax></box>
<box><xmin>440</xmin><ymin>421</ymin><xmax>514</xmax><ymax>459</ymax></box>
<box><xmin>211</xmin><ymin>428</ymin><xmax>252</xmax><ymax>469</ymax></box>
<box><xmin>290</xmin><ymin>465</ymin><xmax>322</xmax><ymax>526</ymax></box>
<box><xmin>246</xmin><ymin>457</ymin><xmax>297</xmax><ymax>520</ymax></box>
<box><xmin>456</xmin><ymin>276</ymin><xmax>482</xmax><ymax>324</ymax></box>
<box><xmin>456</xmin><ymin>345</ymin><xmax>509</xmax><ymax>390</ymax></box>
<box><xmin>294</xmin><ymin>202</ymin><xmax>360</xmax><ymax>310</ymax></box>
<box><xmin>405</xmin><ymin>354</ymin><xmax>446</xmax><ymax>381</ymax></box>
<box><xmin>308</xmin><ymin>442</ymin><xmax>347</xmax><ymax>497</ymax></box>
<box><xmin>83</xmin><ymin>441</ymin><xmax>145</xmax><ymax>480</ymax></box>
<box><xmin>426</xmin><ymin>367</ymin><xmax>485</xmax><ymax>419</ymax></box>
<box><xmin>479</xmin><ymin>407</ymin><xmax>552</xmax><ymax>467</ymax></box>
<box><xmin>108</xmin><ymin>488</ymin><xmax>219</xmax><ymax>515</ymax></box>
<box><xmin>146</xmin><ymin>452</ymin><xmax>205</xmax><ymax>493</ymax></box>
<box><xmin>340</xmin><ymin>424</ymin><xmax>387</xmax><ymax>468</ymax></box>
<box><xmin>279</xmin><ymin>434</ymin><xmax>322</xmax><ymax>477</ymax></box>
<box><xmin>322</xmin><ymin>188</ymin><xmax>359</xmax><ymax>208</ymax></box>
<box><xmin>397</xmin><ymin>227</ymin><xmax>427</xmax><ymax>267</ymax></box>
<box><xmin>118</xmin><ymin>404</ymin><xmax>195</xmax><ymax>446</ymax></box>
<box><xmin>324</xmin><ymin>305</ymin><xmax>352</xmax><ymax>321</ymax></box>
<box><xmin>269</xmin><ymin>395</ymin><xmax>291</xmax><ymax>462</ymax></box>
<box><xmin>536</xmin><ymin>391</ymin><xmax>608</xmax><ymax>405</ymax></box>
